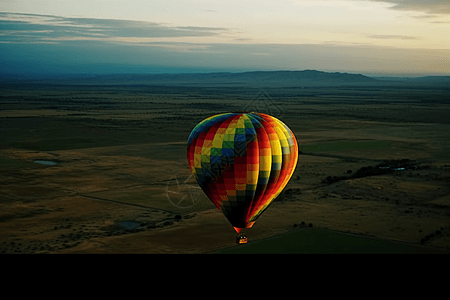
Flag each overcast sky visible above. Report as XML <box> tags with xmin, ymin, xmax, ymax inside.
<box><xmin>1</xmin><ymin>0</ymin><xmax>449</xmax><ymax>76</ymax></box>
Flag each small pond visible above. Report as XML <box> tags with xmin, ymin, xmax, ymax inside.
<box><xmin>119</xmin><ymin>221</ymin><xmax>140</xmax><ymax>230</ymax></box>
<box><xmin>34</xmin><ymin>160</ymin><xmax>58</xmax><ymax>166</ymax></box>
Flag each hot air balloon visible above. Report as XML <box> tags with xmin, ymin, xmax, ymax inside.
<box><xmin>187</xmin><ymin>112</ymin><xmax>298</xmax><ymax>241</ymax></box>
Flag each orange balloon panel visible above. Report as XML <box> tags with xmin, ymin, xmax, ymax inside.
<box><xmin>187</xmin><ymin>112</ymin><xmax>298</xmax><ymax>233</ymax></box>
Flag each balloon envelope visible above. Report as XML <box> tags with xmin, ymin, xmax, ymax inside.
<box><xmin>187</xmin><ymin>112</ymin><xmax>298</xmax><ymax>233</ymax></box>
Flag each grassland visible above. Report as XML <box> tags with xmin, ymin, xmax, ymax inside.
<box><xmin>0</xmin><ymin>81</ymin><xmax>449</xmax><ymax>254</ymax></box>
<box><xmin>213</xmin><ymin>227</ymin><xmax>448</xmax><ymax>254</ymax></box>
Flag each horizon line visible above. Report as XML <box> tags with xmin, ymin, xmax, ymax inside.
<box><xmin>1</xmin><ymin>69</ymin><xmax>450</xmax><ymax>79</ymax></box>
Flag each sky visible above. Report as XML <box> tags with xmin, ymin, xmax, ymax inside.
<box><xmin>0</xmin><ymin>0</ymin><xmax>449</xmax><ymax>76</ymax></box>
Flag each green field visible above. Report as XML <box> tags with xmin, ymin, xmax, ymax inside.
<box><xmin>213</xmin><ymin>228</ymin><xmax>450</xmax><ymax>254</ymax></box>
<box><xmin>299</xmin><ymin>141</ymin><xmax>390</xmax><ymax>153</ymax></box>
<box><xmin>0</xmin><ymin>156</ymin><xmax>46</xmax><ymax>170</ymax></box>
<box><xmin>87</xmin><ymin>185</ymin><xmax>216</xmax><ymax>213</ymax></box>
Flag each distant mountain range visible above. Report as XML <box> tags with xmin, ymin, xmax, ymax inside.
<box><xmin>63</xmin><ymin>70</ymin><xmax>379</xmax><ymax>86</ymax></box>
<box><xmin>1</xmin><ymin>70</ymin><xmax>449</xmax><ymax>87</ymax></box>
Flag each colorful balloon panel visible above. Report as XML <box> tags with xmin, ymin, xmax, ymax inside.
<box><xmin>187</xmin><ymin>112</ymin><xmax>298</xmax><ymax>233</ymax></box>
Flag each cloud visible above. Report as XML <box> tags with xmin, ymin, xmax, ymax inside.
<box><xmin>297</xmin><ymin>0</ymin><xmax>450</xmax><ymax>15</ymax></box>
<box><xmin>367</xmin><ymin>0</ymin><xmax>450</xmax><ymax>15</ymax></box>
<box><xmin>0</xmin><ymin>12</ymin><xmax>230</xmax><ymax>46</ymax></box>
<box><xmin>234</xmin><ymin>37</ymin><xmax>253</xmax><ymax>42</ymax></box>
<box><xmin>367</xmin><ymin>34</ymin><xmax>420</xmax><ymax>40</ymax></box>
<box><xmin>411</xmin><ymin>14</ymin><xmax>439</xmax><ymax>19</ymax></box>
<box><xmin>136</xmin><ymin>43</ymin><xmax>211</xmax><ymax>52</ymax></box>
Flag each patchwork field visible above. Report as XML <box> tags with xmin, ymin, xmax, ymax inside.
<box><xmin>1</xmin><ymin>83</ymin><xmax>449</xmax><ymax>253</ymax></box>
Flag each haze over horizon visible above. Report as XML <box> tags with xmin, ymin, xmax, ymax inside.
<box><xmin>1</xmin><ymin>1</ymin><xmax>449</xmax><ymax>77</ymax></box>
